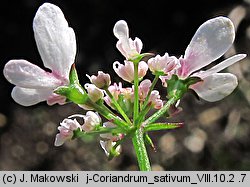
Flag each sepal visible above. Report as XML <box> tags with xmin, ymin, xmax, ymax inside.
<box><xmin>69</xmin><ymin>64</ymin><xmax>79</xmax><ymax>84</ymax></box>
<box><xmin>54</xmin><ymin>83</ymin><xmax>88</xmax><ymax>104</ymax></box>
<box><xmin>167</xmin><ymin>75</ymin><xmax>202</xmax><ymax>100</ymax></box>
<box><xmin>108</xmin><ymin>145</ymin><xmax>121</xmax><ymax>161</ymax></box>
<box><xmin>129</xmin><ymin>53</ymin><xmax>154</xmax><ymax>64</ymax></box>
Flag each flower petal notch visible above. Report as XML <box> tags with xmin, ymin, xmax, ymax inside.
<box><xmin>3</xmin><ymin>3</ymin><xmax>76</xmax><ymax>106</ymax></box>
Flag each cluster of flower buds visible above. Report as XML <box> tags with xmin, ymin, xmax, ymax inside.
<box><xmin>3</xmin><ymin>3</ymin><xmax>247</xmax><ymax>170</ymax></box>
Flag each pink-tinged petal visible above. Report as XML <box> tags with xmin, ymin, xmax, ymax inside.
<box><xmin>47</xmin><ymin>93</ymin><xmax>66</xmax><ymax>105</ymax></box>
<box><xmin>3</xmin><ymin>60</ymin><xmax>62</xmax><ymax>89</ymax></box>
<box><xmin>195</xmin><ymin>54</ymin><xmax>246</xmax><ymax>79</ymax></box>
<box><xmin>114</xmin><ymin>20</ymin><xmax>142</xmax><ymax>59</ymax></box>
<box><xmin>139</xmin><ymin>79</ymin><xmax>151</xmax><ymax>100</ymax></box>
<box><xmin>87</xmin><ymin>71</ymin><xmax>111</xmax><ymax>89</ymax></box>
<box><xmin>11</xmin><ymin>86</ymin><xmax>52</xmax><ymax>106</ymax></box>
<box><xmin>138</xmin><ymin>61</ymin><xmax>148</xmax><ymax>78</ymax></box>
<box><xmin>33</xmin><ymin>3</ymin><xmax>76</xmax><ymax>78</ymax></box>
<box><xmin>54</xmin><ymin>133</ymin><xmax>68</xmax><ymax>146</ymax></box>
<box><xmin>134</xmin><ymin>37</ymin><xmax>143</xmax><ymax>54</ymax></box>
<box><xmin>113</xmin><ymin>61</ymin><xmax>134</xmax><ymax>82</ymax></box>
<box><xmin>190</xmin><ymin>73</ymin><xmax>238</xmax><ymax>102</ymax></box>
<box><xmin>148</xmin><ymin>53</ymin><xmax>180</xmax><ymax>75</ymax></box>
<box><xmin>114</xmin><ymin>20</ymin><xmax>131</xmax><ymax>58</ymax></box>
<box><xmin>113</xmin><ymin>60</ymin><xmax>148</xmax><ymax>82</ymax></box>
<box><xmin>181</xmin><ymin>17</ymin><xmax>235</xmax><ymax>77</ymax></box>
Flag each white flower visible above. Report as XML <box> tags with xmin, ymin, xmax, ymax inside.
<box><xmin>54</xmin><ymin>118</ymin><xmax>81</xmax><ymax>146</ymax></box>
<box><xmin>113</xmin><ymin>60</ymin><xmax>148</xmax><ymax>82</ymax></box>
<box><xmin>84</xmin><ymin>83</ymin><xmax>104</xmax><ymax>102</ymax></box>
<box><xmin>82</xmin><ymin>111</ymin><xmax>101</xmax><ymax>132</ymax></box>
<box><xmin>113</xmin><ymin>20</ymin><xmax>143</xmax><ymax>59</ymax></box>
<box><xmin>148</xmin><ymin>53</ymin><xmax>180</xmax><ymax>75</ymax></box>
<box><xmin>87</xmin><ymin>71</ymin><xmax>111</xmax><ymax>89</ymax></box>
<box><xmin>176</xmin><ymin>16</ymin><xmax>246</xmax><ymax>102</ymax></box>
<box><xmin>3</xmin><ymin>3</ymin><xmax>76</xmax><ymax>106</ymax></box>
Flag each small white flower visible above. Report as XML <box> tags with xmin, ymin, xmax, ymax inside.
<box><xmin>3</xmin><ymin>3</ymin><xmax>76</xmax><ymax>106</ymax></box>
<box><xmin>84</xmin><ymin>83</ymin><xmax>104</xmax><ymax>102</ymax></box>
<box><xmin>148</xmin><ymin>53</ymin><xmax>180</xmax><ymax>75</ymax></box>
<box><xmin>54</xmin><ymin>118</ymin><xmax>81</xmax><ymax>146</ymax></box>
<box><xmin>113</xmin><ymin>60</ymin><xmax>148</xmax><ymax>82</ymax></box>
<box><xmin>82</xmin><ymin>111</ymin><xmax>101</xmax><ymax>132</ymax></box>
<box><xmin>87</xmin><ymin>71</ymin><xmax>111</xmax><ymax>89</ymax></box>
<box><xmin>113</xmin><ymin>20</ymin><xmax>143</xmax><ymax>59</ymax></box>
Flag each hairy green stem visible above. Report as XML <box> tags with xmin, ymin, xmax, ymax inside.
<box><xmin>132</xmin><ymin>128</ymin><xmax>151</xmax><ymax>171</ymax></box>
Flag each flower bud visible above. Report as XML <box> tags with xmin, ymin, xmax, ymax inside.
<box><xmin>87</xmin><ymin>71</ymin><xmax>111</xmax><ymax>89</ymax></box>
<box><xmin>84</xmin><ymin>83</ymin><xmax>104</xmax><ymax>102</ymax></box>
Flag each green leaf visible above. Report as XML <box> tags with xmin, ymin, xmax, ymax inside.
<box><xmin>144</xmin><ymin>122</ymin><xmax>183</xmax><ymax>132</ymax></box>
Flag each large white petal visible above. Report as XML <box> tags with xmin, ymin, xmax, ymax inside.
<box><xmin>113</xmin><ymin>20</ymin><xmax>129</xmax><ymax>40</ymax></box>
<box><xmin>33</xmin><ymin>3</ymin><xmax>76</xmax><ymax>78</ymax></box>
<box><xmin>11</xmin><ymin>86</ymin><xmax>52</xmax><ymax>106</ymax></box>
<box><xmin>191</xmin><ymin>73</ymin><xmax>238</xmax><ymax>102</ymax></box>
<box><xmin>3</xmin><ymin>60</ymin><xmax>62</xmax><ymax>89</ymax></box>
<box><xmin>183</xmin><ymin>17</ymin><xmax>235</xmax><ymax>76</ymax></box>
<box><xmin>197</xmin><ymin>54</ymin><xmax>246</xmax><ymax>78</ymax></box>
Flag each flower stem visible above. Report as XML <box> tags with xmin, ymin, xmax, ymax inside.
<box><xmin>105</xmin><ymin>88</ymin><xmax>132</xmax><ymax>125</ymax></box>
<box><xmin>133</xmin><ymin>62</ymin><xmax>139</xmax><ymax>122</ymax></box>
<box><xmin>132</xmin><ymin>128</ymin><xmax>151</xmax><ymax>171</ymax></box>
<box><xmin>143</xmin><ymin>97</ymin><xmax>176</xmax><ymax>125</ymax></box>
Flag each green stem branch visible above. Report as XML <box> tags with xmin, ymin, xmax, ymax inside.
<box><xmin>85</xmin><ymin>99</ymin><xmax>130</xmax><ymax>131</ymax></box>
<box><xmin>143</xmin><ymin>97</ymin><xmax>176</xmax><ymax>125</ymax></box>
<box><xmin>105</xmin><ymin>89</ymin><xmax>132</xmax><ymax>125</ymax></box>
<box><xmin>133</xmin><ymin>62</ymin><xmax>139</xmax><ymax>122</ymax></box>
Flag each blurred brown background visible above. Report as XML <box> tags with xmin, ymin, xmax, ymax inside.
<box><xmin>0</xmin><ymin>0</ymin><xmax>250</xmax><ymax>170</ymax></box>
